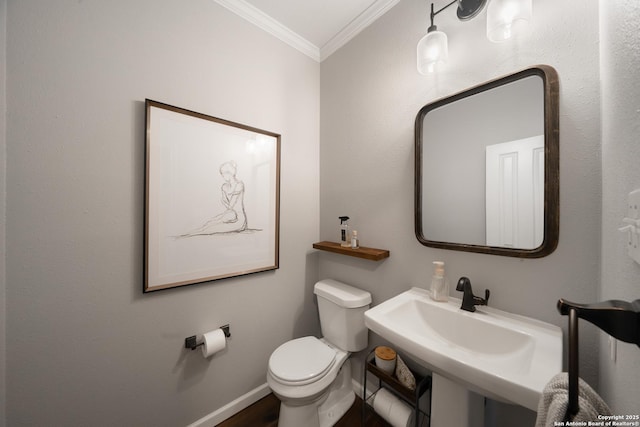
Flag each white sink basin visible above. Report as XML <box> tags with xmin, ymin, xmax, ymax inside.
<box><xmin>364</xmin><ymin>287</ymin><xmax>562</xmax><ymax>410</ymax></box>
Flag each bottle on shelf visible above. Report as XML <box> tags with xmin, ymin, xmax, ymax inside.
<box><xmin>339</xmin><ymin>216</ymin><xmax>350</xmax><ymax>247</ymax></box>
<box><xmin>351</xmin><ymin>230</ymin><xmax>360</xmax><ymax>249</ymax></box>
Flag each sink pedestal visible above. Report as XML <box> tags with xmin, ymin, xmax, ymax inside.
<box><xmin>431</xmin><ymin>373</ymin><xmax>484</xmax><ymax>427</ymax></box>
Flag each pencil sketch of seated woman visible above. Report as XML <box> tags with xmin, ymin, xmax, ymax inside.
<box><xmin>180</xmin><ymin>161</ymin><xmax>257</xmax><ymax>237</ymax></box>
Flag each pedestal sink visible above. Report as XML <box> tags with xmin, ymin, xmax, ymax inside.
<box><xmin>364</xmin><ymin>287</ymin><xmax>562</xmax><ymax>425</ymax></box>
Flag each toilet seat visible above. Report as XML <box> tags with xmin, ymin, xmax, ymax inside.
<box><xmin>269</xmin><ymin>337</ymin><xmax>337</xmax><ymax>386</ymax></box>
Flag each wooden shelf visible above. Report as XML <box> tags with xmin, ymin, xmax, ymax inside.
<box><xmin>312</xmin><ymin>241</ymin><xmax>390</xmax><ymax>261</ymax></box>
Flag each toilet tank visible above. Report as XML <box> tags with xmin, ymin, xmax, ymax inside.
<box><xmin>314</xmin><ymin>279</ymin><xmax>372</xmax><ymax>352</ymax></box>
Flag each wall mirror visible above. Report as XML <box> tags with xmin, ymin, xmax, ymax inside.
<box><xmin>415</xmin><ymin>65</ymin><xmax>559</xmax><ymax>257</ymax></box>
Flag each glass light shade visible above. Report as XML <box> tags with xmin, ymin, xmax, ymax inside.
<box><xmin>486</xmin><ymin>0</ymin><xmax>532</xmax><ymax>42</ymax></box>
<box><xmin>417</xmin><ymin>30</ymin><xmax>448</xmax><ymax>74</ymax></box>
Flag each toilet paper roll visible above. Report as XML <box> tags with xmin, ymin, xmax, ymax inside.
<box><xmin>201</xmin><ymin>329</ymin><xmax>227</xmax><ymax>358</ymax></box>
<box><xmin>373</xmin><ymin>388</ymin><xmax>395</xmax><ymax>418</ymax></box>
<box><xmin>372</xmin><ymin>388</ymin><xmax>414</xmax><ymax>427</ymax></box>
<box><xmin>388</xmin><ymin>397</ymin><xmax>414</xmax><ymax>427</ymax></box>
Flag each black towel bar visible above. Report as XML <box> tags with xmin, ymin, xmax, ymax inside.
<box><xmin>557</xmin><ymin>298</ymin><xmax>640</xmax><ymax>421</ymax></box>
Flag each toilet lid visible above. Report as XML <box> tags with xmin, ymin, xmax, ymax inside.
<box><xmin>269</xmin><ymin>337</ymin><xmax>336</xmax><ymax>384</ymax></box>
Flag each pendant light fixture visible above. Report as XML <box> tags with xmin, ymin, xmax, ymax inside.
<box><xmin>486</xmin><ymin>0</ymin><xmax>532</xmax><ymax>42</ymax></box>
<box><xmin>416</xmin><ymin>0</ymin><xmax>533</xmax><ymax>74</ymax></box>
<box><xmin>417</xmin><ymin>0</ymin><xmax>487</xmax><ymax>74</ymax></box>
<box><xmin>416</xmin><ymin>3</ymin><xmax>448</xmax><ymax>75</ymax></box>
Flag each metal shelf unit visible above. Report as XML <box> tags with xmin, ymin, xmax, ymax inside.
<box><xmin>362</xmin><ymin>349</ymin><xmax>431</xmax><ymax>427</ymax></box>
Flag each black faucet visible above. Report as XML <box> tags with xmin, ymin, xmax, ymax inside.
<box><xmin>456</xmin><ymin>277</ymin><xmax>490</xmax><ymax>312</ymax></box>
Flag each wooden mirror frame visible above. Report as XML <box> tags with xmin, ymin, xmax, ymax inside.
<box><xmin>415</xmin><ymin>65</ymin><xmax>559</xmax><ymax>258</ymax></box>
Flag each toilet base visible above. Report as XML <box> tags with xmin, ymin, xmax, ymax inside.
<box><xmin>317</xmin><ymin>359</ymin><xmax>355</xmax><ymax>427</ymax></box>
<box><xmin>277</xmin><ymin>359</ymin><xmax>355</xmax><ymax>427</ymax></box>
<box><xmin>277</xmin><ymin>400</ymin><xmax>322</xmax><ymax>427</ymax></box>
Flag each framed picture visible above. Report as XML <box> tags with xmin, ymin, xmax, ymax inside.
<box><xmin>144</xmin><ymin>99</ymin><xmax>280</xmax><ymax>292</ymax></box>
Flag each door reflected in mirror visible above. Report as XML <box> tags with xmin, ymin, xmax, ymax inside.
<box><xmin>415</xmin><ymin>66</ymin><xmax>559</xmax><ymax>257</ymax></box>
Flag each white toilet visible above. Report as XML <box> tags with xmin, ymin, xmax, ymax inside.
<box><xmin>267</xmin><ymin>279</ymin><xmax>372</xmax><ymax>427</ymax></box>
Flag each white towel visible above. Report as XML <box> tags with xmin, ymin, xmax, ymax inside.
<box><xmin>535</xmin><ymin>373</ymin><xmax>612</xmax><ymax>427</ymax></box>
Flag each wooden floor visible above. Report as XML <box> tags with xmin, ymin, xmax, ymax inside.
<box><xmin>216</xmin><ymin>393</ymin><xmax>391</xmax><ymax>427</ymax></box>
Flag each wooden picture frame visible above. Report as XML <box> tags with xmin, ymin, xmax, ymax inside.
<box><xmin>144</xmin><ymin>100</ymin><xmax>280</xmax><ymax>292</ymax></box>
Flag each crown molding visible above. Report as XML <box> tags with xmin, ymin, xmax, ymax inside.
<box><xmin>213</xmin><ymin>0</ymin><xmax>399</xmax><ymax>63</ymax></box>
<box><xmin>213</xmin><ymin>0</ymin><xmax>320</xmax><ymax>61</ymax></box>
<box><xmin>320</xmin><ymin>0</ymin><xmax>401</xmax><ymax>62</ymax></box>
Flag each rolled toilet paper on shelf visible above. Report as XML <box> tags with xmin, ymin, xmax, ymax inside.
<box><xmin>388</xmin><ymin>396</ymin><xmax>414</xmax><ymax>427</ymax></box>
<box><xmin>201</xmin><ymin>329</ymin><xmax>227</xmax><ymax>358</ymax></box>
<box><xmin>373</xmin><ymin>388</ymin><xmax>394</xmax><ymax>416</ymax></box>
<box><xmin>372</xmin><ymin>388</ymin><xmax>414</xmax><ymax>427</ymax></box>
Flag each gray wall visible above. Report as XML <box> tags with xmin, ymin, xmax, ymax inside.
<box><xmin>0</xmin><ymin>1</ymin><xmax>6</xmax><ymax>425</ymax></box>
<box><xmin>3</xmin><ymin>1</ymin><xmax>640</xmax><ymax>427</ymax></box>
<box><xmin>599</xmin><ymin>0</ymin><xmax>640</xmax><ymax>414</ymax></box>
<box><xmin>4</xmin><ymin>1</ymin><xmax>320</xmax><ymax>426</ymax></box>
<box><xmin>319</xmin><ymin>0</ymin><xmax>602</xmax><ymax>425</ymax></box>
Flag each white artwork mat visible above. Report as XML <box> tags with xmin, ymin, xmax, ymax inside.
<box><xmin>145</xmin><ymin>101</ymin><xmax>279</xmax><ymax>291</ymax></box>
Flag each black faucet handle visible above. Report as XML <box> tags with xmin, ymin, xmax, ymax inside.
<box><xmin>484</xmin><ymin>289</ymin><xmax>490</xmax><ymax>303</ymax></box>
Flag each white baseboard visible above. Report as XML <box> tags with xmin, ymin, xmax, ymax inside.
<box><xmin>186</xmin><ymin>383</ymin><xmax>272</xmax><ymax>427</ymax></box>
<box><xmin>353</xmin><ymin>377</ymin><xmax>364</xmax><ymax>399</ymax></box>
<box><xmin>188</xmin><ymin>378</ymin><xmax>368</xmax><ymax>427</ymax></box>
<box><xmin>353</xmin><ymin>372</ymin><xmax>380</xmax><ymax>401</ymax></box>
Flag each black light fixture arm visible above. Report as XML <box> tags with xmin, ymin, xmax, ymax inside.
<box><xmin>427</xmin><ymin>0</ymin><xmax>487</xmax><ymax>30</ymax></box>
<box><xmin>429</xmin><ymin>1</ymin><xmax>458</xmax><ymax>31</ymax></box>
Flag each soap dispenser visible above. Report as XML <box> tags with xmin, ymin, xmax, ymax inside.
<box><xmin>430</xmin><ymin>261</ymin><xmax>449</xmax><ymax>302</ymax></box>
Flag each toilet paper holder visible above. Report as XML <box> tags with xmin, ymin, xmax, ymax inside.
<box><xmin>185</xmin><ymin>324</ymin><xmax>231</xmax><ymax>350</ymax></box>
